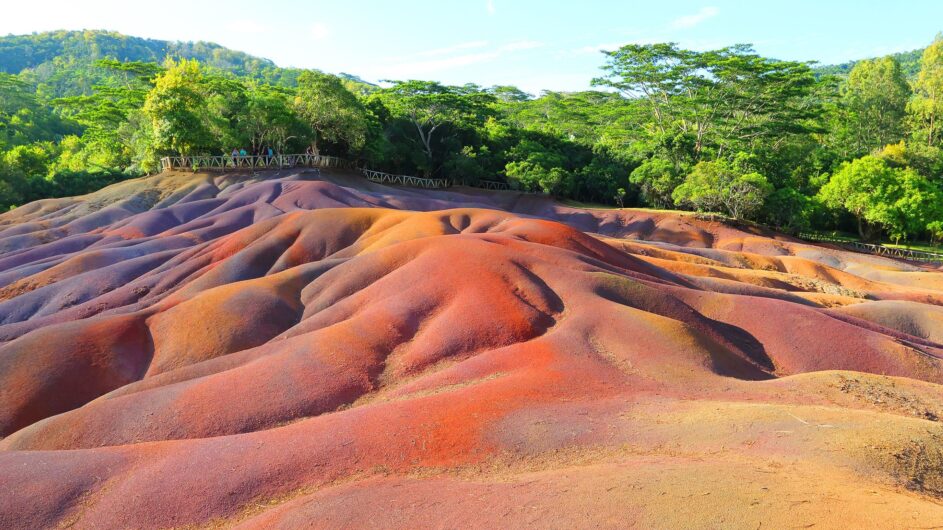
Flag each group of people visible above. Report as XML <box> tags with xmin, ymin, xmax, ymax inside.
<box><xmin>229</xmin><ymin>146</ymin><xmax>276</xmax><ymax>166</ymax></box>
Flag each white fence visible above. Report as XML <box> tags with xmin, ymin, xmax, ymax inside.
<box><xmin>160</xmin><ymin>154</ymin><xmax>524</xmax><ymax>193</ymax></box>
<box><xmin>469</xmin><ymin>180</ymin><xmax>511</xmax><ymax>191</ymax></box>
<box><xmin>160</xmin><ymin>154</ymin><xmax>348</xmax><ymax>171</ymax></box>
<box><xmin>360</xmin><ymin>168</ymin><xmax>450</xmax><ymax>189</ymax></box>
<box><xmin>798</xmin><ymin>233</ymin><xmax>943</xmax><ymax>264</ymax></box>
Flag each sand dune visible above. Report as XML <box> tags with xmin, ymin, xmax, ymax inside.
<box><xmin>1</xmin><ymin>169</ymin><xmax>941</xmax><ymax>529</ymax></box>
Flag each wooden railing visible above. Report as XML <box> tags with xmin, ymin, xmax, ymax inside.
<box><xmin>465</xmin><ymin>180</ymin><xmax>511</xmax><ymax>191</ymax></box>
<box><xmin>160</xmin><ymin>154</ymin><xmax>349</xmax><ymax>171</ymax></box>
<box><xmin>798</xmin><ymin>233</ymin><xmax>943</xmax><ymax>264</ymax></box>
<box><xmin>360</xmin><ymin>168</ymin><xmax>450</xmax><ymax>189</ymax></box>
<box><xmin>159</xmin><ymin>154</ymin><xmax>528</xmax><ymax>193</ymax></box>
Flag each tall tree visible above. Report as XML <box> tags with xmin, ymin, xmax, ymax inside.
<box><xmin>142</xmin><ymin>59</ymin><xmax>213</xmax><ymax>157</ymax></box>
<box><xmin>672</xmin><ymin>156</ymin><xmax>772</xmax><ymax>220</ymax></box>
<box><xmin>592</xmin><ymin>43</ymin><xmax>818</xmax><ymax>161</ymax></box>
<box><xmin>244</xmin><ymin>83</ymin><xmax>305</xmax><ymax>154</ymax></box>
<box><xmin>840</xmin><ymin>57</ymin><xmax>910</xmax><ymax>155</ymax></box>
<box><xmin>910</xmin><ymin>37</ymin><xmax>943</xmax><ymax>147</ymax></box>
<box><xmin>53</xmin><ymin>60</ymin><xmax>160</xmax><ymax>169</ymax></box>
<box><xmin>817</xmin><ymin>155</ymin><xmax>942</xmax><ymax>241</ymax></box>
<box><xmin>373</xmin><ymin>81</ymin><xmax>494</xmax><ymax>176</ymax></box>
<box><xmin>294</xmin><ymin>71</ymin><xmax>370</xmax><ymax>155</ymax></box>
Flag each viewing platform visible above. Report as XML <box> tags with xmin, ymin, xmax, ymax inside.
<box><xmin>160</xmin><ymin>154</ymin><xmax>348</xmax><ymax>172</ymax></box>
<box><xmin>159</xmin><ymin>154</ymin><xmax>511</xmax><ymax>191</ymax></box>
<box><xmin>798</xmin><ymin>232</ymin><xmax>943</xmax><ymax>264</ymax></box>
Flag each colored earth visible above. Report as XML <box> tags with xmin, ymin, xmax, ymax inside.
<box><xmin>1</xmin><ymin>169</ymin><xmax>941</xmax><ymax>528</ymax></box>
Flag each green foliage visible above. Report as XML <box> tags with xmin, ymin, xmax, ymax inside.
<box><xmin>763</xmin><ymin>186</ymin><xmax>816</xmax><ymax>233</ymax></box>
<box><xmin>673</xmin><ymin>157</ymin><xmax>773</xmax><ymax>220</ymax></box>
<box><xmin>818</xmin><ymin>155</ymin><xmax>943</xmax><ymax>242</ymax></box>
<box><xmin>815</xmin><ymin>47</ymin><xmax>925</xmax><ymax>79</ymax></box>
<box><xmin>506</xmin><ymin>161</ymin><xmax>567</xmax><ymax>194</ymax></box>
<box><xmin>244</xmin><ymin>83</ymin><xmax>306</xmax><ymax>154</ymax></box>
<box><xmin>371</xmin><ymin>81</ymin><xmax>495</xmax><ymax>176</ymax></box>
<box><xmin>0</xmin><ymin>29</ymin><xmax>939</xmax><ymax>247</ymax></box>
<box><xmin>593</xmin><ymin>43</ymin><xmax>819</xmax><ymax>162</ymax></box>
<box><xmin>143</xmin><ymin>60</ymin><xmax>214</xmax><ymax>157</ymax></box>
<box><xmin>834</xmin><ymin>57</ymin><xmax>910</xmax><ymax>156</ymax></box>
<box><xmin>0</xmin><ymin>30</ymin><xmax>295</xmax><ymax>96</ymax></box>
<box><xmin>294</xmin><ymin>71</ymin><xmax>371</xmax><ymax>154</ymax></box>
<box><xmin>909</xmin><ymin>37</ymin><xmax>943</xmax><ymax>148</ymax></box>
<box><xmin>629</xmin><ymin>158</ymin><xmax>683</xmax><ymax>208</ymax></box>
<box><xmin>819</xmin><ymin>156</ymin><xmax>896</xmax><ymax>239</ymax></box>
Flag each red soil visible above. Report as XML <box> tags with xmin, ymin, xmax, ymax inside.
<box><xmin>0</xmin><ymin>169</ymin><xmax>942</xmax><ymax>529</ymax></box>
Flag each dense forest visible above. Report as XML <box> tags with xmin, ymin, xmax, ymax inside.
<box><xmin>1</xmin><ymin>30</ymin><xmax>942</xmax><ymax>245</ymax></box>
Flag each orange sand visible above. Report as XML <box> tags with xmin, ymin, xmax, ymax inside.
<box><xmin>0</xmin><ymin>169</ymin><xmax>941</xmax><ymax>529</ymax></box>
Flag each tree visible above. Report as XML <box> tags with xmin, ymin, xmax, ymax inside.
<box><xmin>488</xmin><ymin>85</ymin><xmax>532</xmax><ymax>103</ymax></box>
<box><xmin>142</xmin><ymin>59</ymin><xmax>213</xmax><ymax>156</ymax></box>
<box><xmin>910</xmin><ymin>37</ymin><xmax>943</xmax><ymax>147</ymax></box>
<box><xmin>374</xmin><ymin>80</ymin><xmax>494</xmax><ymax>176</ymax></box>
<box><xmin>294</xmin><ymin>71</ymin><xmax>370</xmax><ymax>155</ymax></box>
<box><xmin>202</xmin><ymin>75</ymin><xmax>250</xmax><ymax>153</ymax></box>
<box><xmin>506</xmin><ymin>162</ymin><xmax>567</xmax><ymax>194</ymax></box>
<box><xmin>244</xmin><ymin>83</ymin><xmax>305</xmax><ymax>154</ymax></box>
<box><xmin>52</xmin><ymin>60</ymin><xmax>161</xmax><ymax>170</ymax></box>
<box><xmin>817</xmin><ymin>155</ymin><xmax>942</xmax><ymax>242</ymax></box>
<box><xmin>0</xmin><ymin>73</ymin><xmax>74</xmax><ymax>148</ymax></box>
<box><xmin>629</xmin><ymin>157</ymin><xmax>683</xmax><ymax>208</ymax></box>
<box><xmin>672</xmin><ymin>157</ymin><xmax>772</xmax><ymax>220</ymax></box>
<box><xmin>840</xmin><ymin>57</ymin><xmax>910</xmax><ymax>155</ymax></box>
<box><xmin>592</xmin><ymin>43</ymin><xmax>819</xmax><ymax>161</ymax></box>
<box><xmin>763</xmin><ymin>186</ymin><xmax>815</xmax><ymax>233</ymax></box>
<box><xmin>819</xmin><ymin>156</ymin><xmax>895</xmax><ymax>240</ymax></box>
<box><xmin>885</xmin><ymin>168</ymin><xmax>943</xmax><ymax>243</ymax></box>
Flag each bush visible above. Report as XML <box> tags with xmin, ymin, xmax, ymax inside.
<box><xmin>629</xmin><ymin>157</ymin><xmax>682</xmax><ymax>208</ymax></box>
<box><xmin>672</xmin><ymin>158</ymin><xmax>772</xmax><ymax>220</ymax></box>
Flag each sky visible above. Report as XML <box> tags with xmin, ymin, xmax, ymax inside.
<box><xmin>3</xmin><ymin>1</ymin><xmax>942</xmax><ymax>93</ymax></box>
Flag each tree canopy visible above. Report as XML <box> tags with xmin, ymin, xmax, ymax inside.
<box><xmin>0</xmin><ymin>30</ymin><xmax>940</xmax><ymax>247</ymax></box>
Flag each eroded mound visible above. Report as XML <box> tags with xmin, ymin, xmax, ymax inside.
<box><xmin>1</xmin><ymin>169</ymin><xmax>942</xmax><ymax>529</ymax></box>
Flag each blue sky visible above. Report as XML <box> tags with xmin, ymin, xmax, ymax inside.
<box><xmin>3</xmin><ymin>1</ymin><xmax>942</xmax><ymax>93</ymax></box>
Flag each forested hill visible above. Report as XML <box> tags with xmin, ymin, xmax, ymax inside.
<box><xmin>0</xmin><ymin>30</ymin><xmax>317</xmax><ymax>95</ymax></box>
<box><xmin>1</xmin><ymin>30</ymin><xmax>942</xmax><ymax>248</ymax></box>
<box><xmin>814</xmin><ymin>47</ymin><xmax>925</xmax><ymax>78</ymax></box>
<box><xmin>1</xmin><ymin>29</ymin><xmax>925</xmax><ymax>93</ymax></box>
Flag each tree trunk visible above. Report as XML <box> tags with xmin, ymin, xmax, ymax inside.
<box><xmin>930</xmin><ymin>111</ymin><xmax>936</xmax><ymax>147</ymax></box>
<box><xmin>857</xmin><ymin>216</ymin><xmax>867</xmax><ymax>240</ymax></box>
<box><xmin>857</xmin><ymin>216</ymin><xmax>880</xmax><ymax>242</ymax></box>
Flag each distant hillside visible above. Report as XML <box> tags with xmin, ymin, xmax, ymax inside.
<box><xmin>0</xmin><ymin>30</ymin><xmax>314</xmax><ymax>95</ymax></box>
<box><xmin>814</xmin><ymin>47</ymin><xmax>925</xmax><ymax>78</ymax></box>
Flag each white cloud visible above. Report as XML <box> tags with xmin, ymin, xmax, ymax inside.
<box><xmin>577</xmin><ymin>42</ymin><xmax>628</xmax><ymax>54</ymax></box>
<box><xmin>224</xmin><ymin>19</ymin><xmax>271</xmax><ymax>34</ymax></box>
<box><xmin>417</xmin><ymin>41</ymin><xmax>490</xmax><ymax>57</ymax></box>
<box><xmin>499</xmin><ymin>40</ymin><xmax>543</xmax><ymax>52</ymax></box>
<box><xmin>310</xmin><ymin>22</ymin><xmax>331</xmax><ymax>40</ymax></box>
<box><xmin>370</xmin><ymin>39</ymin><xmax>541</xmax><ymax>79</ymax></box>
<box><xmin>670</xmin><ymin>6</ymin><xmax>719</xmax><ymax>29</ymax></box>
<box><xmin>486</xmin><ymin>0</ymin><xmax>495</xmax><ymax>15</ymax></box>
<box><xmin>570</xmin><ymin>39</ymin><xmax>662</xmax><ymax>56</ymax></box>
<box><xmin>374</xmin><ymin>52</ymin><xmax>502</xmax><ymax>78</ymax></box>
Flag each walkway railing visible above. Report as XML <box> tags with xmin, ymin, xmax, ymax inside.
<box><xmin>465</xmin><ymin>180</ymin><xmax>511</xmax><ymax>191</ymax></box>
<box><xmin>159</xmin><ymin>154</ymin><xmax>526</xmax><ymax>193</ymax></box>
<box><xmin>798</xmin><ymin>233</ymin><xmax>943</xmax><ymax>264</ymax></box>
<box><xmin>360</xmin><ymin>168</ymin><xmax>450</xmax><ymax>189</ymax></box>
<box><xmin>160</xmin><ymin>154</ymin><xmax>348</xmax><ymax>172</ymax></box>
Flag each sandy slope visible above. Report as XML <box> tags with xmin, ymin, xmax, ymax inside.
<box><xmin>0</xmin><ymin>169</ymin><xmax>941</xmax><ymax>529</ymax></box>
